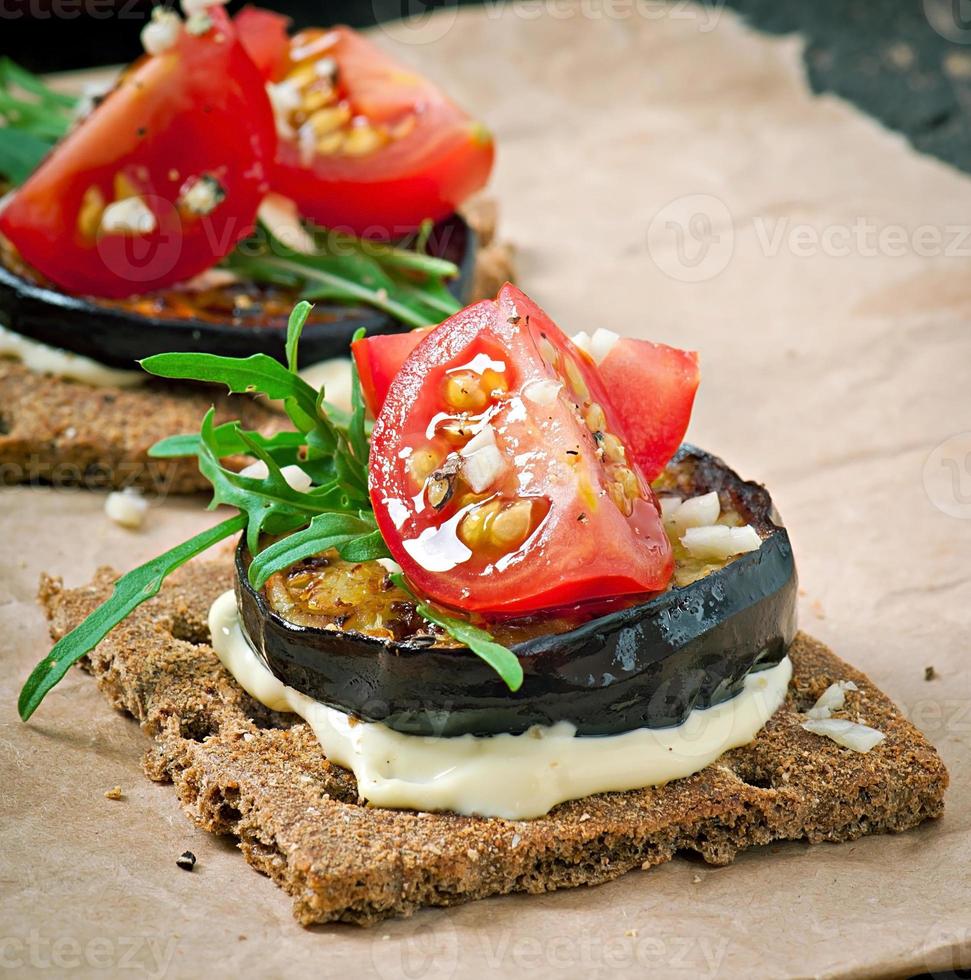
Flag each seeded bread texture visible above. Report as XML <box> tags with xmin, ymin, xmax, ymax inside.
<box><xmin>38</xmin><ymin>559</ymin><xmax>947</xmax><ymax>927</ymax></box>
<box><xmin>0</xmin><ymin>363</ymin><xmax>282</xmax><ymax>494</ymax></box>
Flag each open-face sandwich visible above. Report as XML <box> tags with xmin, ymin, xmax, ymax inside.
<box><xmin>0</xmin><ymin>4</ymin><xmax>509</xmax><ymax>492</ymax></box>
<box><xmin>23</xmin><ymin>284</ymin><xmax>948</xmax><ymax>924</ymax></box>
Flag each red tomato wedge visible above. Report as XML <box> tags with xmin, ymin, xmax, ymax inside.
<box><xmin>353</xmin><ymin>309</ymin><xmax>699</xmax><ymax>481</ymax></box>
<box><xmin>235</xmin><ymin>5</ymin><xmax>292</xmax><ymax>80</ymax></box>
<box><xmin>352</xmin><ymin>326</ymin><xmax>432</xmax><ymax>417</ymax></box>
<box><xmin>369</xmin><ymin>284</ymin><xmax>673</xmax><ymax>616</ymax></box>
<box><xmin>236</xmin><ymin>13</ymin><xmax>494</xmax><ymax>236</ymax></box>
<box><xmin>0</xmin><ymin>9</ymin><xmax>276</xmax><ymax>298</ymax></box>
<box><xmin>596</xmin><ymin>339</ymin><xmax>699</xmax><ymax>481</ymax></box>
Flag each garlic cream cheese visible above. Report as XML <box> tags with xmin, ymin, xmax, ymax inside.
<box><xmin>0</xmin><ymin>321</ymin><xmax>352</xmax><ymax>402</ymax></box>
<box><xmin>0</xmin><ymin>323</ymin><xmax>145</xmax><ymax>388</ymax></box>
<box><xmin>209</xmin><ymin>589</ymin><xmax>792</xmax><ymax>820</ymax></box>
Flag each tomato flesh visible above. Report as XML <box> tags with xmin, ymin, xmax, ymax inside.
<box><xmin>241</xmin><ymin>17</ymin><xmax>494</xmax><ymax>236</ymax></box>
<box><xmin>235</xmin><ymin>5</ymin><xmax>292</xmax><ymax>80</ymax></box>
<box><xmin>596</xmin><ymin>339</ymin><xmax>699</xmax><ymax>481</ymax></box>
<box><xmin>0</xmin><ymin>9</ymin><xmax>276</xmax><ymax>298</ymax></box>
<box><xmin>354</xmin><ymin>310</ymin><xmax>699</xmax><ymax>481</ymax></box>
<box><xmin>369</xmin><ymin>284</ymin><xmax>673</xmax><ymax>616</ymax></box>
<box><xmin>352</xmin><ymin>326</ymin><xmax>431</xmax><ymax>417</ymax></box>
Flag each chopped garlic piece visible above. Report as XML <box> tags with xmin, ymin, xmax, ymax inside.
<box><xmin>240</xmin><ymin>462</ymin><xmax>313</xmax><ymax>493</ymax></box>
<box><xmin>461</xmin><ymin>424</ymin><xmax>497</xmax><ymax>456</ymax></box>
<box><xmin>659</xmin><ymin>495</ymin><xmax>682</xmax><ymax>519</ymax></box>
<box><xmin>590</xmin><ymin>328</ymin><xmax>621</xmax><ymax>364</ymax></box>
<box><xmin>571</xmin><ymin>331</ymin><xmax>593</xmax><ymax>355</ymax></box>
<box><xmin>801</xmin><ymin>718</ymin><xmax>885</xmax><ymax>753</ymax></box>
<box><xmin>258</xmin><ymin>193</ymin><xmax>316</xmax><ymax>255</ymax></box>
<box><xmin>105</xmin><ymin>489</ymin><xmax>148</xmax><ymax>529</ymax></box>
<box><xmin>523</xmin><ymin>378</ymin><xmax>563</xmax><ymax>406</ymax></box>
<box><xmin>100</xmin><ymin>196</ymin><xmax>157</xmax><ymax>236</ymax></box>
<box><xmin>459</xmin><ymin>425</ymin><xmax>505</xmax><ymax>492</ymax></box>
<box><xmin>462</xmin><ymin>446</ymin><xmax>505</xmax><ymax>493</ymax></box>
<box><xmin>141</xmin><ymin>8</ymin><xmax>182</xmax><ymax>56</ymax></box>
<box><xmin>805</xmin><ymin>680</ymin><xmax>859</xmax><ymax>720</ymax></box>
<box><xmin>181</xmin><ymin>0</ymin><xmax>228</xmax><ymax>14</ymax></box>
<box><xmin>681</xmin><ymin>523</ymin><xmax>762</xmax><ymax>560</ymax></box>
<box><xmin>179</xmin><ymin>175</ymin><xmax>225</xmax><ymax>216</ymax></box>
<box><xmin>665</xmin><ymin>490</ymin><xmax>720</xmax><ymax>532</ymax></box>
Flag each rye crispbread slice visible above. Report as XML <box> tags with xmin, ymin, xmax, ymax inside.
<box><xmin>0</xmin><ymin>366</ymin><xmax>284</xmax><ymax>494</ymax></box>
<box><xmin>0</xmin><ymin>206</ymin><xmax>515</xmax><ymax>495</ymax></box>
<box><xmin>37</xmin><ymin>559</ymin><xmax>947</xmax><ymax>927</ymax></box>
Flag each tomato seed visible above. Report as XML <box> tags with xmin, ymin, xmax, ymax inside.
<box><xmin>444</xmin><ymin>371</ymin><xmax>489</xmax><ymax>412</ymax></box>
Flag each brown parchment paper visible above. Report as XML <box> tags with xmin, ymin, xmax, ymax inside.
<box><xmin>2</xmin><ymin>4</ymin><xmax>970</xmax><ymax>977</ymax></box>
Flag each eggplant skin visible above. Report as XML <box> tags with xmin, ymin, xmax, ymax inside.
<box><xmin>0</xmin><ymin>214</ymin><xmax>476</xmax><ymax>370</ymax></box>
<box><xmin>237</xmin><ymin>446</ymin><xmax>798</xmax><ymax>738</ymax></box>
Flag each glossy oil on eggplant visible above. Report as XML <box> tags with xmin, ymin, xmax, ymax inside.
<box><xmin>236</xmin><ymin>446</ymin><xmax>798</xmax><ymax>737</ymax></box>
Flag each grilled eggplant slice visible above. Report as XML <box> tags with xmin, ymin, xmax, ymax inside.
<box><xmin>236</xmin><ymin>445</ymin><xmax>797</xmax><ymax>737</ymax></box>
<box><xmin>0</xmin><ymin>214</ymin><xmax>476</xmax><ymax>369</ymax></box>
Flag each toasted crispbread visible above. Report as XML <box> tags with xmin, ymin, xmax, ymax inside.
<box><xmin>0</xmin><ymin>205</ymin><xmax>515</xmax><ymax>495</ymax></box>
<box><xmin>0</xmin><ymin>365</ymin><xmax>283</xmax><ymax>494</ymax></box>
<box><xmin>38</xmin><ymin>559</ymin><xmax>947</xmax><ymax>927</ymax></box>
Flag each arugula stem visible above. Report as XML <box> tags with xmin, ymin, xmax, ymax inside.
<box><xmin>18</xmin><ymin>513</ymin><xmax>245</xmax><ymax>721</ymax></box>
<box><xmin>256</xmin><ymin>254</ymin><xmax>434</xmax><ymax>329</ymax></box>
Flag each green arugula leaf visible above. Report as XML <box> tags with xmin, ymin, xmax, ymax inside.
<box><xmin>348</xmin><ymin>328</ymin><xmax>370</xmax><ymax>469</ymax></box>
<box><xmin>140</xmin><ymin>350</ymin><xmax>321</xmax><ymax>434</ymax></box>
<box><xmin>195</xmin><ymin>411</ymin><xmax>363</xmax><ymax>554</ymax></box>
<box><xmin>247</xmin><ymin>511</ymin><xmax>389</xmax><ymax>589</ymax></box>
<box><xmin>148</xmin><ymin>425</ymin><xmax>305</xmax><ymax>461</ymax></box>
<box><xmin>0</xmin><ymin>127</ymin><xmax>52</xmax><ymax>184</ymax></box>
<box><xmin>18</xmin><ymin>513</ymin><xmax>245</xmax><ymax>722</ymax></box>
<box><xmin>285</xmin><ymin>300</ymin><xmax>311</xmax><ymax>375</ymax></box>
<box><xmin>391</xmin><ymin>574</ymin><xmax>524</xmax><ymax>692</ymax></box>
<box><xmin>0</xmin><ymin>58</ymin><xmax>78</xmax><ymax>110</ymax></box>
<box><xmin>224</xmin><ymin>219</ymin><xmax>460</xmax><ymax>330</ymax></box>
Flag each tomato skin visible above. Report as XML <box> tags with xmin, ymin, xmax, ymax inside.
<box><xmin>352</xmin><ymin>326</ymin><xmax>431</xmax><ymax>417</ymax></box>
<box><xmin>251</xmin><ymin>23</ymin><xmax>494</xmax><ymax>236</ymax></box>
<box><xmin>597</xmin><ymin>340</ymin><xmax>699</xmax><ymax>481</ymax></box>
<box><xmin>369</xmin><ymin>284</ymin><xmax>673</xmax><ymax>617</ymax></box>
<box><xmin>0</xmin><ymin>9</ymin><xmax>276</xmax><ymax>299</ymax></box>
<box><xmin>353</xmin><ymin>310</ymin><xmax>699</xmax><ymax>481</ymax></box>
<box><xmin>235</xmin><ymin>5</ymin><xmax>292</xmax><ymax>79</ymax></box>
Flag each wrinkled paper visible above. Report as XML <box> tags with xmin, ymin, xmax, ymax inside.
<box><xmin>1</xmin><ymin>4</ymin><xmax>969</xmax><ymax>977</ymax></box>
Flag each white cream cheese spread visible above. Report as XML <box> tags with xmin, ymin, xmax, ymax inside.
<box><xmin>208</xmin><ymin>589</ymin><xmax>792</xmax><ymax>820</ymax></box>
<box><xmin>0</xmin><ymin>323</ymin><xmax>145</xmax><ymax>388</ymax></box>
<box><xmin>0</xmin><ymin>320</ymin><xmax>351</xmax><ymax>400</ymax></box>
